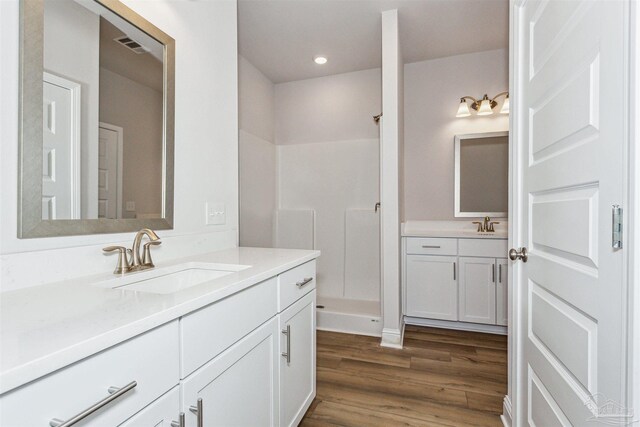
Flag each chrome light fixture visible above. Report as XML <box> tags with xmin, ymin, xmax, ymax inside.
<box><xmin>456</xmin><ymin>92</ymin><xmax>509</xmax><ymax>117</ymax></box>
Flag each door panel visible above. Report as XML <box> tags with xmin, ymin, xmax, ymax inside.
<box><xmin>515</xmin><ymin>0</ymin><xmax>627</xmax><ymax>424</ymax></box>
<box><xmin>98</xmin><ymin>126</ymin><xmax>119</xmax><ymax>219</ymax></box>
<box><xmin>181</xmin><ymin>318</ymin><xmax>279</xmax><ymax>427</ymax></box>
<box><xmin>405</xmin><ymin>255</ymin><xmax>458</xmax><ymax>321</ymax></box>
<box><xmin>458</xmin><ymin>257</ymin><xmax>496</xmax><ymax>325</ymax></box>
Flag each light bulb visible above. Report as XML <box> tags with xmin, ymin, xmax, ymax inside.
<box><xmin>456</xmin><ymin>99</ymin><xmax>471</xmax><ymax>118</ymax></box>
<box><xmin>477</xmin><ymin>97</ymin><xmax>493</xmax><ymax>116</ymax></box>
<box><xmin>500</xmin><ymin>95</ymin><xmax>510</xmax><ymax>114</ymax></box>
<box><xmin>314</xmin><ymin>56</ymin><xmax>328</xmax><ymax>65</ymax></box>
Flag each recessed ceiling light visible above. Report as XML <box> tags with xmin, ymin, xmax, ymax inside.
<box><xmin>314</xmin><ymin>55</ymin><xmax>328</xmax><ymax>65</ymax></box>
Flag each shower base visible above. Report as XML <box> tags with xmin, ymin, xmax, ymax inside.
<box><xmin>316</xmin><ymin>296</ymin><xmax>382</xmax><ymax>337</ymax></box>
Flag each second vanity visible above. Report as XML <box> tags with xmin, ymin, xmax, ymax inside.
<box><xmin>0</xmin><ymin>247</ymin><xmax>319</xmax><ymax>427</ymax></box>
<box><xmin>402</xmin><ymin>221</ymin><xmax>508</xmax><ymax>334</ymax></box>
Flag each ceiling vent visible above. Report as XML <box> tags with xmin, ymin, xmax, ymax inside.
<box><xmin>113</xmin><ymin>36</ymin><xmax>149</xmax><ymax>54</ymax></box>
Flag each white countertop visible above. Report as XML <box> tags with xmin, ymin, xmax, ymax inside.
<box><xmin>0</xmin><ymin>247</ymin><xmax>320</xmax><ymax>395</ymax></box>
<box><xmin>402</xmin><ymin>220</ymin><xmax>508</xmax><ymax>239</ymax></box>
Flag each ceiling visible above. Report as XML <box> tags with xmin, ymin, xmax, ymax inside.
<box><xmin>238</xmin><ymin>0</ymin><xmax>509</xmax><ymax>84</ymax></box>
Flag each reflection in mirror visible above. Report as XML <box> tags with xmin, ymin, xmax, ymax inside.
<box><xmin>42</xmin><ymin>0</ymin><xmax>163</xmax><ymax>220</ymax></box>
<box><xmin>19</xmin><ymin>0</ymin><xmax>174</xmax><ymax>238</ymax></box>
<box><xmin>454</xmin><ymin>132</ymin><xmax>508</xmax><ymax>218</ymax></box>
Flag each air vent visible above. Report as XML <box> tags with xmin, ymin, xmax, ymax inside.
<box><xmin>114</xmin><ymin>36</ymin><xmax>149</xmax><ymax>54</ymax></box>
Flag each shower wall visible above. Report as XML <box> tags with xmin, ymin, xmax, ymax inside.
<box><xmin>275</xmin><ymin>68</ymin><xmax>381</xmax><ymax>302</ymax></box>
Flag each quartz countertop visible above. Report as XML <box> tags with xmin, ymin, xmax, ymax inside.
<box><xmin>0</xmin><ymin>247</ymin><xmax>320</xmax><ymax>395</ymax></box>
<box><xmin>402</xmin><ymin>220</ymin><xmax>508</xmax><ymax>239</ymax></box>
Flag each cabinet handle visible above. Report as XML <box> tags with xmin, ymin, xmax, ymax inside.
<box><xmin>189</xmin><ymin>398</ymin><xmax>203</xmax><ymax>427</ymax></box>
<box><xmin>282</xmin><ymin>324</ymin><xmax>291</xmax><ymax>364</ymax></box>
<box><xmin>492</xmin><ymin>264</ymin><xmax>496</xmax><ymax>283</ymax></box>
<box><xmin>453</xmin><ymin>262</ymin><xmax>456</xmax><ymax>280</ymax></box>
<box><xmin>296</xmin><ymin>277</ymin><xmax>313</xmax><ymax>288</ymax></box>
<box><xmin>49</xmin><ymin>381</ymin><xmax>137</xmax><ymax>427</ymax></box>
<box><xmin>422</xmin><ymin>245</ymin><xmax>441</xmax><ymax>249</ymax></box>
<box><xmin>171</xmin><ymin>413</ymin><xmax>185</xmax><ymax>427</ymax></box>
<box><xmin>499</xmin><ymin>264</ymin><xmax>502</xmax><ymax>283</ymax></box>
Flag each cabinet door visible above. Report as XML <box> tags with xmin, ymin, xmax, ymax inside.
<box><xmin>119</xmin><ymin>386</ymin><xmax>180</xmax><ymax>426</ymax></box>
<box><xmin>458</xmin><ymin>257</ymin><xmax>496</xmax><ymax>324</ymax></box>
<box><xmin>496</xmin><ymin>258</ymin><xmax>509</xmax><ymax>326</ymax></box>
<box><xmin>279</xmin><ymin>290</ymin><xmax>316</xmax><ymax>427</ymax></box>
<box><xmin>181</xmin><ymin>317</ymin><xmax>279</xmax><ymax>427</ymax></box>
<box><xmin>405</xmin><ymin>255</ymin><xmax>458</xmax><ymax>321</ymax></box>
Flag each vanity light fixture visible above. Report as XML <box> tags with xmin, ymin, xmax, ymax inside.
<box><xmin>314</xmin><ymin>55</ymin><xmax>328</xmax><ymax>65</ymax></box>
<box><xmin>456</xmin><ymin>92</ymin><xmax>509</xmax><ymax>117</ymax></box>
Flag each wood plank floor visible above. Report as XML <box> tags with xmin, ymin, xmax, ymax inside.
<box><xmin>301</xmin><ymin>325</ymin><xmax>507</xmax><ymax>427</ymax></box>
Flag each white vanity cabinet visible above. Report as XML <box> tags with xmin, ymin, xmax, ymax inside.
<box><xmin>0</xmin><ymin>321</ymin><xmax>181</xmax><ymax>427</ymax></box>
<box><xmin>0</xmin><ymin>255</ymin><xmax>318</xmax><ymax>427</ymax></box>
<box><xmin>403</xmin><ymin>236</ymin><xmax>508</xmax><ymax>332</ymax></box>
<box><xmin>277</xmin><ymin>261</ymin><xmax>317</xmax><ymax>427</ymax></box>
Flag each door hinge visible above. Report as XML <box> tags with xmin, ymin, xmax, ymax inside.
<box><xmin>612</xmin><ymin>205</ymin><xmax>623</xmax><ymax>249</ymax></box>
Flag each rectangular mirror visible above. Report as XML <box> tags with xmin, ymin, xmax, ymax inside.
<box><xmin>454</xmin><ymin>131</ymin><xmax>508</xmax><ymax>218</ymax></box>
<box><xmin>19</xmin><ymin>0</ymin><xmax>175</xmax><ymax>238</ymax></box>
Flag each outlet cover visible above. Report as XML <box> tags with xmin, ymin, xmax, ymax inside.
<box><xmin>125</xmin><ymin>201</ymin><xmax>136</xmax><ymax>211</ymax></box>
<box><xmin>205</xmin><ymin>202</ymin><xmax>225</xmax><ymax>225</ymax></box>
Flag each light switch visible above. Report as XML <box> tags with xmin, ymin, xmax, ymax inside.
<box><xmin>126</xmin><ymin>201</ymin><xmax>136</xmax><ymax>211</ymax></box>
<box><xmin>205</xmin><ymin>202</ymin><xmax>225</xmax><ymax>225</ymax></box>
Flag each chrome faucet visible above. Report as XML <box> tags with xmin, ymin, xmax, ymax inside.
<box><xmin>472</xmin><ymin>216</ymin><xmax>500</xmax><ymax>233</ymax></box>
<box><xmin>103</xmin><ymin>228</ymin><xmax>162</xmax><ymax>274</ymax></box>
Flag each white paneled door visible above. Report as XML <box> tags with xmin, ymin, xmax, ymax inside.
<box><xmin>98</xmin><ymin>125</ymin><xmax>121</xmax><ymax>219</ymax></box>
<box><xmin>42</xmin><ymin>73</ymin><xmax>80</xmax><ymax>219</ymax></box>
<box><xmin>513</xmin><ymin>0</ymin><xmax>629</xmax><ymax>425</ymax></box>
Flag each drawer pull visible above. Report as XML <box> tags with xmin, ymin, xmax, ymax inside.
<box><xmin>171</xmin><ymin>413</ymin><xmax>185</xmax><ymax>427</ymax></box>
<box><xmin>189</xmin><ymin>398</ymin><xmax>203</xmax><ymax>427</ymax></box>
<box><xmin>49</xmin><ymin>381</ymin><xmax>137</xmax><ymax>427</ymax></box>
<box><xmin>421</xmin><ymin>245</ymin><xmax>441</xmax><ymax>249</ymax></box>
<box><xmin>282</xmin><ymin>324</ymin><xmax>291</xmax><ymax>364</ymax></box>
<box><xmin>296</xmin><ymin>277</ymin><xmax>313</xmax><ymax>288</ymax></box>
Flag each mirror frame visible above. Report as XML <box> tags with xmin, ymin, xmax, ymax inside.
<box><xmin>454</xmin><ymin>131</ymin><xmax>509</xmax><ymax>218</ymax></box>
<box><xmin>18</xmin><ymin>0</ymin><xmax>175</xmax><ymax>238</ymax></box>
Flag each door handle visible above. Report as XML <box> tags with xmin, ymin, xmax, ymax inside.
<box><xmin>189</xmin><ymin>398</ymin><xmax>203</xmax><ymax>427</ymax></box>
<box><xmin>375</xmin><ymin>202</ymin><xmax>381</xmax><ymax>212</ymax></box>
<box><xmin>282</xmin><ymin>324</ymin><xmax>291</xmax><ymax>364</ymax></box>
<box><xmin>508</xmin><ymin>247</ymin><xmax>528</xmax><ymax>262</ymax></box>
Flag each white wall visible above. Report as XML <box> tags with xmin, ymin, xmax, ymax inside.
<box><xmin>403</xmin><ymin>49</ymin><xmax>509</xmax><ymax>220</ymax></box>
<box><xmin>239</xmin><ymin>56</ymin><xmax>276</xmax><ymax>248</ymax></box>
<box><xmin>0</xmin><ymin>0</ymin><xmax>239</xmax><ymax>291</ymax></box>
<box><xmin>275</xmin><ymin>68</ymin><xmax>381</xmax><ymax>301</ymax></box>
<box><xmin>44</xmin><ymin>0</ymin><xmax>100</xmax><ymax>218</ymax></box>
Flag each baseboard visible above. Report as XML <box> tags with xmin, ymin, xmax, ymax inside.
<box><xmin>404</xmin><ymin>316</ymin><xmax>508</xmax><ymax>335</ymax></box>
<box><xmin>500</xmin><ymin>395</ymin><xmax>513</xmax><ymax>427</ymax></box>
<box><xmin>316</xmin><ymin>309</ymin><xmax>383</xmax><ymax>337</ymax></box>
<box><xmin>380</xmin><ymin>322</ymin><xmax>405</xmax><ymax>349</ymax></box>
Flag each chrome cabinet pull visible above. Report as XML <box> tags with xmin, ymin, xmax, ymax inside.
<box><xmin>422</xmin><ymin>245</ymin><xmax>441</xmax><ymax>249</ymax></box>
<box><xmin>492</xmin><ymin>264</ymin><xmax>496</xmax><ymax>283</ymax></box>
<box><xmin>189</xmin><ymin>398</ymin><xmax>203</xmax><ymax>427</ymax></box>
<box><xmin>49</xmin><ymin>381</ymin><xmax>137</xmax><ymax>427</ymax></box>
<box><xmin>499</xmin><ymin>264</ymin><xmax>502</xmax><ymax>283</ymax></box>
<box><xmin>171</xmin><ymin>413</ymin><xmax>185</xmax><ymax>427</ymax></box>
<box><xmin>282</xmin><ymin>324</ymin><xmax>291</xmax><ymax>364</ymax></box>
<box><xmin>453</xmin><ymin>262</ymin><xmax>456</xmax><ymax>280</ymax></box>
<box><xmin>296</xmin><ymin>277</ymin><xmax>313</xmax><ymax>288</ymax></box>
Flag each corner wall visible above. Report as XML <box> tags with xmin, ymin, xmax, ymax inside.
<box><xmin>0</xmin><ymin>0</ymin><xmax>239</xmax><ymax>291</ymax></box>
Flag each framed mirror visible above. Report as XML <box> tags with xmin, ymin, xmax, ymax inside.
<box><xmin>454</xmin><ymin>131</ymin><xmax>508</xmax><ymax>218</ymax></box>
<box><xmin>19</xmin><ymin>0</ymin><xmax>175</xmax><ymax>238</ymax></box>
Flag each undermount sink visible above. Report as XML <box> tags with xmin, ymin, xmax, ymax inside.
<box><xmin>94</xmin><ymin>262</ymin><xmax>251</xmax><ymax>294</ymax></box>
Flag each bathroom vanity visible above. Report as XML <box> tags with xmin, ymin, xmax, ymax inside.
<box><xmin>0</xmin><ymin>247</ymin><xmax>319</xmax><ymax>427</ymax></box>
<box><xmin>402</xmin><ymin>221</ymin><xmax>508</xmax><ymax>334</ymax></box>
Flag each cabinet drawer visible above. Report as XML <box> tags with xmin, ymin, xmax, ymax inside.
<box><xmin>278</xmin><ymin>261</ymin><xmax>316</xmax><ymax>311</ymax></box>
<box><xmin>458</xmin><ymin>238</ymin><xmax>508</xmax><ymax>258</ymax></box>
<box><xmin>406</xmin><ymin>237</ymin><xmax>458</xmax><ymax>255</ymax></box>
<box><xmin>0</xmin><ymin>321</ymin><xmax>179</xmax><ymax>427</ymax></box>
<box><xmin>181</xmin><ymin>278</ymin><xmax>278</xmax><ymax>377</ymax></box>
